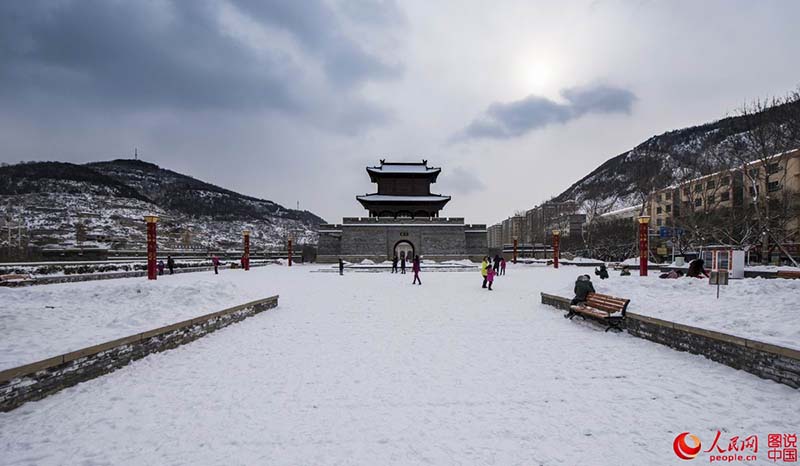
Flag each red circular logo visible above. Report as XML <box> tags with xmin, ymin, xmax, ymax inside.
<box><xmin>673</xmin><ymin>432</ymin><xmax>702</xmax><ymax>460</ymax></box>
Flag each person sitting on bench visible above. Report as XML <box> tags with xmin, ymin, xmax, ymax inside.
<box><xmin>570</xmin><ymin>274</ymin><xmax>595</xmax><ymax>306</ymax></box>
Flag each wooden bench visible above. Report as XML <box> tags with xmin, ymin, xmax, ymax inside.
<box><xmin>567</xmin><ymin>292</ymin><xmax>630</xmax><ymax>332</ymax></box>
<box><xmin>777</xmin><ymin>270</ymin><xmax>800</xmax><ymax>280</ymax></box>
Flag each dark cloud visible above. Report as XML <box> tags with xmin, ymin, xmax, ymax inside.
<box><xmin>454</xmin><ymin>84</ymin><xmax>636</xmax><ymax>140</ymax></box>
<box><xmin>0</xmin><ymin>1</ymin><xmax>292</xmax><ymax>110</ymax></box>
<box><xmin>0</xmin><ymin>0</ymin><xmax>402</xmax><ymax>131</ymax></box>
<box><xmin>228</xmin><ymin>0</ymin><xmax>403</xmax><ymax>88</ymax></box>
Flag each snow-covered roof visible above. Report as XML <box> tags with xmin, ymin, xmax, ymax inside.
<box><xmin>367</xmin><ymin>165</ymin><xmax>440</xmax><ymax>174</ymax></box>
<box><xmin>598</xmin><ymin>204</ymin><xmax>642</xmax><ymax>218</ymax></box>
<box><xmin>356</xmin><ymin>194</ymin><xmax>451</xmax><ymax>202</ymax></box>
<box><xmin>366</xmin><ymin>161</ymin><xmax>442</xmax><ymax>182</ymax></box>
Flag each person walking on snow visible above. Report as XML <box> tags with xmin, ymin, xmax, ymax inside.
<box><xmin>481</xmin><ymin>256</ymin><xmax>489</xmax><ymax>288</ymax></box>
<box><xmin>412</xmin><ymin>255</ymin><xmax>422</xmax><ymax>285</ymax></box>
<box><xmin>339</xmin><ymin>258</ymin><xmax>344</xmax><ymax>276</ymax></box>
<box><xmin>493</xmin><ymin>254</ymin><xmax>501</xmax><ymax>273</ymax></box>
<box><xmin>392</xmin><ymin>254</ymin><xmax>398</xmax><ymax>273</ymax></box>
<box><xmin>595</xmin><ymin>263</ymin><xmax>609</xmax><ymax>280</ymax></box>
<box><xmin>212</xmin><ymin>255</ymin><xmax>220</xmax><ymax>275</ymax></box>
<box><xmin>500</xmin><ymin>257</ymin><xmax>506</xmax><ymax>276</ymax></box>
<box><xmin>167</xmin><ymin>255</ymin><xmax>175</xmax><ymax>275</ymax></box>
<box><xmin>157</xmin><ymin>260</ymin><xmax>165</xmax><ymax>276</ymax></box>
<box><xmin>400</xmin><ymin>254</ymin><xmax>406</xmax><ymax>274</ymax></box>
<box><xmin>486</xmin><ymin>263</ymin><xmax>495</xmax><ymax>290</ymax></box>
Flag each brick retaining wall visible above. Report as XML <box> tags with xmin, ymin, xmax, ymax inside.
<box><xmin>539</xmin><ymin>293</ymin><xmax>800</xmax><ymax>389</ymax></box>
<box><xmin>0</xmin><ymin>295</ymin><xmax>279</xmax><ymax>412</ymax></box>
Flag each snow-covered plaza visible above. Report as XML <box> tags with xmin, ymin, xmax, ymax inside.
<box><xmin>1</xmin><ymin>265</ymin><xmax>798</xmax><ymax>465</ymax></box>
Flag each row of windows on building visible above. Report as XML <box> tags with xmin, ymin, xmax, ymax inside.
<box><xmin>653</xmin><ymin>163</ymin><xmax>784</xmax><ymax>204</ymax></box>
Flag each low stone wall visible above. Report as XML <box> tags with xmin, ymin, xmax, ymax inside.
<box><xmin>657</xmin><ymin>266</ymin><xmax>800</xmax><ymax>280</ymax></box>
<box><xmin>0</xmin><ymin>295</ymin><xmax>279</xmax><ymax>412</ymax></box>
<box><xmin>539</xmin><ymin>293</ymin><xmax>800</xmax><ymax>389</ymax></box>
<box><xmin>12</xmin><ymin>263</ymin><xmax>269</xmax><ymax>287</ymax></box>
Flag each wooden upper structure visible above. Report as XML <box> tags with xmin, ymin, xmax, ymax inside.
<box><xmin>357</xmin><ymin>160</ymin><xmax>451</xmax><ymax>218</ymax></box>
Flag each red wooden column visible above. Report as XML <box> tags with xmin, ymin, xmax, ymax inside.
<box><xmin>145</xmin><ymin>215</ymin><xmax>159</xmax><ymax>280</ymax></box>
<box><xmin>512</xmin><ymin>238</ymin><xmax>518</xmax><ymax>264</ymax></box>
<box><xmin>243</xmin><ymin>230</ymin><xmax>250</xmax><ymax>271</ymax></box>
<box><xmin>552</xmin><ymin>229</ymin><xmax>560</xmax><ymax>269</ymax></box>
<box><xmin>638</xmin><ymin>216</ymin><xmax>651</xmax><ymax>276</ymax></box>
<box><xmin>287</xmin><ymin>238</ymin><xmax>293</xmax><ymax>267</ymax></box>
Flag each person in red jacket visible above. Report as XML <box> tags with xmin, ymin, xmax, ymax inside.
<box><xmin>412</xmin><ymin>255</ymin><xmax>422</xmax><ymax>285</ymax></box>
<box><xmin>212</xmin><ymin>255</ymin><xmax>220</xmax><ymax>275</ymax></box>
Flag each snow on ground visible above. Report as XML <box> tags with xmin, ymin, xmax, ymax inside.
<box><xmin>4</xmin><ymin>264</ymin><xmax>798</xmax><ymax>372</ymax></box>
<box><xmin>0</xmin><ymin>265</ymin><xmax>797</xmax><ymax>465</ymax></box>
<box><xmin>548</xmin><ymin>267</ymin><xmax>800</xmax><ymax>350</ymax></box>
<box><xmin>746</xmin><ymin>264</ymin><xmax>800</xmax><ymax>272</ymax></box>
<box><xmin>0</xmin><ymin>268</ymin><xmax>279</xmax><ymax>370</ymax></box>
<box><xmin>562</xmin><ymin>256</ymin><xmax>604</xmax><ymax>265</ymax></box>
<box><xmin>620</xmin><ymin>257</ymin><xmax>661</xmax><ymax>267</ymax></box>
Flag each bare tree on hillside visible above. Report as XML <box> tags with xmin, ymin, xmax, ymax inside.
<box><xmin>630</xmin><ymin>143</ymin><xmax>668</xmax><ymax>216</ymax></box>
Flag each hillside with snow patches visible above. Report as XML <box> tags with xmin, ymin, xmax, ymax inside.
<box><xmin>0</xmin><ymin>159</ymin><xmax>324</xmax><ymax>251</ymax></box>
<box><xmin>554</xmin><ymin>100</ymin><xmax>800</xmax><ymax>215</ymax></box>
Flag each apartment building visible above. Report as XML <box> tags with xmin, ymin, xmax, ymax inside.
<box><xmin>648</xmin><ymin>149</ymin><xmax>800</xmax><ymax>254</ymax></box>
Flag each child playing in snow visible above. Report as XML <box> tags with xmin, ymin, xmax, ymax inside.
<box><xmin>486</xmin><ymin>264</ymin><xmax>495</xmax><ymax>290</ymax></box>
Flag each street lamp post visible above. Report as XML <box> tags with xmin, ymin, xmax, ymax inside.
<box><xmin>144</xmin><ymin>215</ymin><xmax>159</xmax><ymax>280</ymax></box>
<box><xmin>513</xmin><ymin>237</ymin><xmax>518</xmax><ymax>264</ymax></box>
<box><xmin>552</xmin><ymin>229</ymin><xmax>561</xmax><ymax>269</ymax></box>
<box><xmin>638</xmin><ymin>216</ymin><xmax>651</xmax><ymax>276</ymax></box>
<box><xmin>243</xmin><ymin>230</ymin><xmax>250</xmax><ymax>271</ymax></box>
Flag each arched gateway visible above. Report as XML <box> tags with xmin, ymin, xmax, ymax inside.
<box><xmin>394</xmin><ymin>240</ymin><xmax>415</xmax><ymax>261</ymax></box>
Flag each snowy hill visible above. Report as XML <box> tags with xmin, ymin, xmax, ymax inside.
<box><xmin>553</xmin><ymin>99</ymin><xmax>800</xmax><ymax>214</ymax></box>
<box><xmin>0</xmin><ymin>159</ymin><xmax>324</xmax><ymax>251</ymax></box>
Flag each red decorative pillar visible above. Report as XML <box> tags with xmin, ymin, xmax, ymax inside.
<box><xmin>287</xmin><ymin>238</ymin><xmax>293</xmax><ymax>267</ymax></box>
<box><xmin>513</xmin><ymin>238</ymin><xmax>518</xmax><ymax>264</ymax></box>
<box><xmin>145</xmin><ymin>215</ymin><xmax>159</xmax><ymax>280</ymax></box>
<box><xmin>243</xmin><ymin>230</ymin><xmax>250</xmax><ymax>271</ymax></box>
<box><xmin>552</xmin><ymin>229</ymin><xmax>560</xmax><ymax>269</ymax></box>
<box><xmin>638</xmin><ymin>216</ymin><xmax>650</xmax><ymax>276</ymax></box>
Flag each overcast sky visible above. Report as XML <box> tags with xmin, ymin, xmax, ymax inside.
<box><xmin>2</xmin><ymin>0</ymin><xmax>799</xmax><ymax>224</ymax></box>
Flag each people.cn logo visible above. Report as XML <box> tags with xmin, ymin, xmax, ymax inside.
<box><xmin>673</xmin><ymin>432</ymin><xmax>702</xmax><ymax>460</ymax></box>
